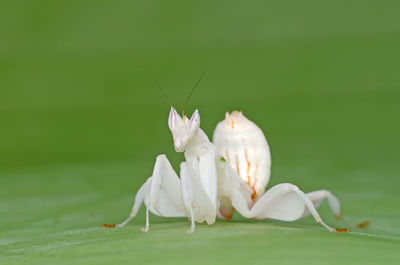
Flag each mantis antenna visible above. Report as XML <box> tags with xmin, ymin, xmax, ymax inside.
<box><xmin>182</xmin><ymin>69</ymin><xmax>207</xmax><ymax>117</ymax></box>
<box><xmin>142</xmin><ymin>66</ymin><xmax>173</xmax><ymax>107</ymax></box>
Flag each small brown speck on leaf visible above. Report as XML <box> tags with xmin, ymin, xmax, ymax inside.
<box><xmin>336</xmin><ymin>228</ymin><xmax>350</xmax><ymax>233</ymax></box>
<box><xmin>100</xmin><ymin>224</ymin><xmax>116</xmax><ymax>229</ymax></box>
<box><xmin>357</xmin><ymin>220</ymin><xmax>370</xmax><ymax>228</ymax></box>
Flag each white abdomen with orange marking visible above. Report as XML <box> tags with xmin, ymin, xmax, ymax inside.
<box><xmin>213</xmin><ymin>111</ymin><xmax>271</xmax><ymax>201</ymax></box>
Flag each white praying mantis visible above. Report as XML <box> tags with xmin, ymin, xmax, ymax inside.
<box><xmin>101</xmin><ymin>72</ymin><xmax>346</xmax><ymax>233</ymax></box>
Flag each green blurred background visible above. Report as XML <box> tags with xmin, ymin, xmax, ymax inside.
<box><xmin>1</xmin><ymin>0</ymin><xmax>399</xmax><ymax>264</ymax></box>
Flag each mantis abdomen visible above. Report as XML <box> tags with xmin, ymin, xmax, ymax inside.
<box><xmin>213</xmin><ymin>111</ymin><xmax>271</xmax><ymax>201</ymax></box>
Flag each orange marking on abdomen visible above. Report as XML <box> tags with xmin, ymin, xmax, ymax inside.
<box><xmin>251</xmin><ymin>190</ymin><xmax>257</xmax><ymax>201</ymax></box>
<box><xmin>244</xmin><ymin>149</ymin><xmax>251</xmax><ymax>185</ymax></box>
<box><xmin>235</xmin><ymin>154</ymin><xmax>241</xmax><ymax>177</ymax></box>
<box><xmin>225</xmin><ymin>150</ymin><xmax>231</xmax><ymax>164</ymax></box>
<box><xmin>250</xmin><ymin>164</ymin><xmax>259</xmax><ymax>202</ymax></box>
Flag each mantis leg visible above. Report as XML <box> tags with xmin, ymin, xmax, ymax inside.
<box><xmin>303</xmin><ymin>190</ymin><xmax>342</xmax><ymax>220</ymax></box>
<box><xmin>111</xmin><ymin>155</ymin><xmax>186</xmax><ymax>231</ymax></box>
<box><xmin>116</xmin><ymin>178</ymin><xmax>151</xmax><ymax>228</ymax></box>
<box><xmin>140</xmin><ymin>207</ymin><xmax>150</xmax><ymax>232</ymax></box>
<box><xmin>231</xmin><ymin>183</ymin><xmax>335</xmax><ymax>231</ymax></box>
<box><xmin>180</xmin><ymin>162</ymin><xmax>217</xmax><ymax>233</ymax></box>
<box><xmin>218</xmin><ymin>163</ymin><xmax>336</xmax><ymax>232</ymax></box>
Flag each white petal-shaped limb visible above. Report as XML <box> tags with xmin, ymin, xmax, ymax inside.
<box><xmin>216</xmin><ymin>160</ymin><xmax>253</xmax><ymax>219</ymax></box>
<box><xmin>218</xmin><ymin>161</ymin><xmax>335</xmax><ymax>231</ymax></box>
<box><xmin>115</xmin><ymin>154</ymin><xmax>187</xmax><ymax>231</ymax></box>
<box><xmin>235</xmin><ymin>184</ymin><xmax>335</xmax><ymax>231</ymax></box>
<box><xmin>181</xmin><ymin>161</ymin><xmax>217</xmax><ymax>233</ymax></box>
<box><xmin>148</xmin><ymin>155</ymin><xmax>187</xmax><ymax>218</ymax></box>
<box><xmin>303</xmin><ymin>190</ymin><xmax>341</xmax><ymax>219</ymax></box>
<box><xmin>236</xmin><ymin>184</ymin><xmax>335</xmax><ymax>231</ymax></box>
<box><xmin>198</xmin><ymin>151</ymin><xmax>218</xmax><ymax>212</ymax></box>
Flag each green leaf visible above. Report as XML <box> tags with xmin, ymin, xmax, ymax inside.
<box><xmin>1</xmin><ymin>1</ymin><xmax>400</xmax><ymax>264</ymax></box>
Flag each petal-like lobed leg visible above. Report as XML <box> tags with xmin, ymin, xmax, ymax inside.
<box><xmin>102</xmin><ymin>154</ymin><xmax>187</xmax><ymax>230</ymax></box>
<box><xmin>146</xmin><ymin>155</ymin><xmax>187</xmax><ymax>218</ymax></box>
<box><xmin>303</xmin><ymin>190</ymin><xmax>341</xmax><ymax>220</ymax></box>
<box><xmin>104</xmin><ymin>153</ymin><xmax>218</xmax><ymax>233</ymax></box>
<box><xmin>181</xmin><ymin>161</ymin><xmax>217</xmax><ymax>232</ymax></box>
<box><xmin>224</xmin><ymin>166</ymin><xmax>336</xmax><ymax>232</ymax></box>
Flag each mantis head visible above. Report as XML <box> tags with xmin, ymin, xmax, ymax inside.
<box><xmin>168</xmin><ymin>107</ymin><xmax>200</xmax><ymax>152</ymax></box>
<box><xmin>143</xmin><ymin>68</ymin><xmax>205</xmax><ymax>152</ymax></box>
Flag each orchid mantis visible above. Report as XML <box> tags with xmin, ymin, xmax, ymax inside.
<box><xmin>101</xmin><ymin>108</ymin><xmax>342</xmax><ymax>233</ymax></box>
